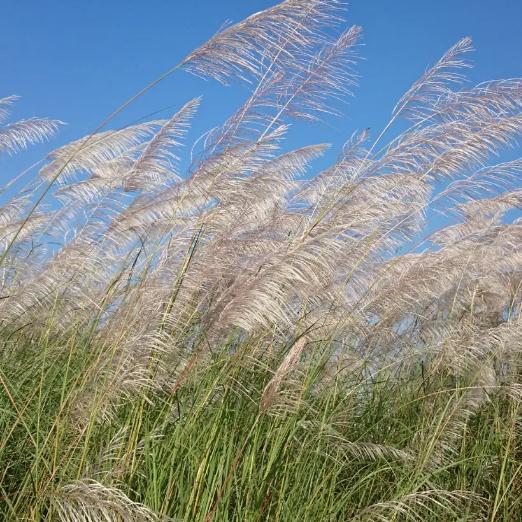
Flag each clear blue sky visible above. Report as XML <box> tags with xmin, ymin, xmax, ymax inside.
<box><xmin>1</xmin><ymin>0</ymin><xmax>521</xmax><ymax>183</ymax></box>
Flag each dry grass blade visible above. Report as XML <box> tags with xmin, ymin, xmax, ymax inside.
<box><xmin>0</xmin><ymin>118</ymin><xmax>62</xmax><ymax>155</ymax></box>
<box><xmin>393</xmin><ymin>37</ymin><xmax>473</xmax><ymax>121</ymax></box>
<box><xmin>120</xmin><ymin>97</ymin><xmax>201</xmax><ymax>191</ymax></box>
<box><xmin>180</xmin><ymin>0</ymin><xmax>343</xmax><ymax>84</ymax></box>
<box><xmin>261</xmin><ymin>336</ymin><xmax>307</xmax><ymax>410</ymax></box>
<box><xmin>39</xmin><ymin>121</ymin><xmax>164</xmax><ymax>184</ymax></box>
<box><xmin>0</xmin><ymin>95</ymin><xmax>20</xmax><ymax>123</ymax></box>
<box><xmin>352</xmin><ymin>489</ymin><xmax>485</xmax><ymax>521</ymax></box>
<box><xmin>50</xmin><ymin>479</ymin><xmax>166</xmax><ymax>522</ymax></box>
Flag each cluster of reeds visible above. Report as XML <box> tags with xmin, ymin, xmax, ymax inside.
<box><xmin>0</xmin><ymin>1</ymin><xmax>521</xmax><ymax>520</ymax></box>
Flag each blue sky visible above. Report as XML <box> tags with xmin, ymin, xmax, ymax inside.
<box><xmin>1</xmin><ymin>0</ymin><xmax>521</xmax><ymax>184</ymax></box>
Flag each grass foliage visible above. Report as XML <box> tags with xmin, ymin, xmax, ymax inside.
<box><xmin>0</xmin><ymin>1</ymin><xmax>521</xmax><ymax>520</ymax></box>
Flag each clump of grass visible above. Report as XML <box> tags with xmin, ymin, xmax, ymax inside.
<box><xmin>1</xmin><ymin>1</ymin><xmax>521</xmax><ymax>520</ymax></box>
<box><xmin>1</xmin><ymin>334</ymin><xmax>520</xmax><ymax>520</ymax></box>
